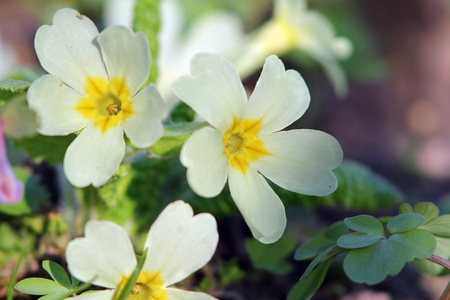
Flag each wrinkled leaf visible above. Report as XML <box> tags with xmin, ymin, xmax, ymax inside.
<box><xmin>337</xmin><ymin>233</ymin><xmax>383</xmax><ymax>249</ymax></box>
<box><xmin>13</xmin><ymin>134</ymin><xmax>75</xmax><ymax>164</ymax></box>
<box><xmin>14</xmin><ymin>278</ymin><xmax>68</xmax><ymax>295</ymax></box>
<box><xmin>150</xmin><ymin>122</ymin><xmax>207</xmax><ymax>157</ymax></box>
<box><xmin>300</xmin><ymin>246</ymin><xmax>343</xmax><ymax>281</ymax></box>
<box><xmin>278</xmin><ymin>160</ymin><xmax>403</xmax><ymax>210</ymax></box>
<box><xmin>295</xmin><ymin>221</ymin><xmax>348</xmax><ymax>260</ymax></box>
<box><xmin>344</xmin><ymin>215</ymin><xmax>384</xmax><ymax>235</ymax></box>
<box><xmin>246</xmin><ymin>236</ymin><xmax>297</xmax><ymax>274</ymax></box>
<box><xmin>287</xmin><ymin>258</ymin><xmax>332</xmax><ymax>300</ymax></box>
<box><xmin>0</xmin><ymin>79</ymin><xmax>30</xmax><ymax>101</ymax></box>
<box><xmin>387</xmin><ymin>213</ymin><xmax>425</xmax><ymax>234</ymax></box>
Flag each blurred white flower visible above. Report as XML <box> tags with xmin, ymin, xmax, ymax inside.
<box><xmin>103</xmin><ymin>0</ymin><xmax>244</xmax><ymax>104</ymax></box>
<box><xmin>0</xmin><ymin>31</ymin><xmax>17</xmax><ymax>79</ymax></box>
<box><xmin>173</xmin><ymin>53</ymin><xmax>343</xmax><ymax>243</ymax></box>
<box><xmin>66</xmin><ymin>200</ymin><xmax>218</xmax><ymax>300</ymax></box>
<box><xmin>230</xmin><ymin>0</ymin><xmax>353</xmax><ymax>98</ymax></box>
<box><xmin>28</xmin><ymin>8</ymin><xmax>167</xmax><ymax>188</ymax></box>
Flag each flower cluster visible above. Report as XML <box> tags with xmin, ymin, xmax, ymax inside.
<box><xmin>22</xmin><ymin>6</ymin><xmax>345</xmax><ymax>298</ymax></box>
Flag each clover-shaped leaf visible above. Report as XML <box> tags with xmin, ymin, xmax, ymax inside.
<box><xmin>337</xmin><ymin>232</ymin><xmax>383</xmax><ymax>249</ymax></box>
<box><xmin>387</xmin><ymin>213</ymin><xmax>425</xmax><ymax>233</ymax></box>
<box><xmin>344</xmin><ymin>215</ymin><xmax>384</xmax><ymax>235</ymax></box>
<box><xmin>343</xmin><ymin>228</ymin><xmax>435</xmax><ymax>284</ymax></box>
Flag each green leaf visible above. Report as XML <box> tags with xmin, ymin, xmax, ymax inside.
<box><xmin>42</xmin><ymin>261</ymin><xmax>72</xmax><ymax>290</ymax></box>
<box><xmin>422</xmin><ymin>215</ymin><xmax>450</xmax><ymax>237</ymax></box>
<box><xmin>245</xmin><ymin>236</ymin><xmax>297</xmax><ymax>274</ymax></box>
<box><xmin>414</xmin><ymin>235</ymin><xmax>450</xmax><ymax>276</ymax></box>
<box><xmin>344</xmin><ymin>215</ymin><xmax>384</xmax><ymax>235</ymax></box>
<box><xmin>295</xmin><ymin>221</ymin><xmax>348</xmax><ymax>260</ymax></box>
<box><xmin>14</xmin><ymin>278</ymin><xmax>68</xmax><ymax>295</ymax></box>
<box><xmin>337</xmin><ymin>233</ymin><xmax>383</xmax><ymax>249</ymax></box>
<box><xmin>133</xmin><ymin>0</ymin><xmax>160</xmax><ymax>84</ymax></box>
<box><xmin>13</xmin><ymin>134</ymin><xmax>75</xmax><ymax>164</ymax></box>
<box><xmin>0</xmin><ymin>79</ymin><xmax>30</xmax><ymax>101</ymax></box>
<box><xmin>7</xmin><ymin>249</ymin><xmax>28</xmax><ymax>300</ymax></box>
<box><xmin>287</xmin><ymin>258</ymin><xmax>332</xmax><ymax>300</ymax></box>
<box><xmin>38</xmin><ymin>292</ymin><xmax>72</xmax><ymax>300</ymax></box>
<box><xmin>390</xmin><ymin>229</ymin><xmax>435</xmax><ymax>261</ymax></box>
<box><xmin>343</xmin><ymin>229</ymin><xmax>436</xmax><ymax>285</ymax></box>
<box><xmin>399</xmin><ymin>203</ymin><xmax>413</xmax><ymax>214</ymax></box>
<box><xmin>115</xmin><ymin>249</ymin><xmax>148</xmax><ymax>300</ymax></box>
<box><xmin>300</xmin><ymin>246</ymin><xmax>344</xmax><ymax>281</ymax></box>
<box><xmin>150</xmin><ymin>122</ymin><xmax>207</xmax><ymax>157</ymax></box>
<box><xmin>343</xmin><ymin>239</ymin><xmax>406</xmax><ymax>284</ymax></box>
<box><xmin>413</xmin><ymin>202</ymin><xmax>440</xmax><ymax>222</ymax></box>
<box><xmin>387</xmin><ymin>213</ymin><xmax>425</xmax><ymax>234</ymax></box>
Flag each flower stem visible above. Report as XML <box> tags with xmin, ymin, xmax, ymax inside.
<box><xmin>428</xmin><ymin>254</ymin><xmax>450</xmax><ymax>270</ymax></box>
<box><xmin>427</xmin><ymin>255</ymin><xmax>450</xmax><ymax>300</ymax></box>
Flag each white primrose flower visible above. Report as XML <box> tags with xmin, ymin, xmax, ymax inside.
<box><xmin>66</xmin><ymin>200</ymin><xmax>219</xmax><ymax>300</ymax></box>
<box><xmin>173</xmin><ymin>53</ymin><xmax>343</xmax><ymax>244</ymax></box>
<box><xmin>27</xmin><ymin>8</ymin><xmax>167</xmax><ymax>187</ymax></box>
<box><xmin>230</xmin><ymin>0</ymin><xmax>353</xmax><ymax>98</ymax></box>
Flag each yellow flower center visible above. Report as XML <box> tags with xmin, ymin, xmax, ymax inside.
<box><xmin>223</xmin><ymin>117</ymin><xmax>270</xmax><ymax>174</ymax></box>
<box><xmin>74</xmin><ymin>77</ymin><xmax>134</xmax><ymax>133</ymax></box>
<box><xmin>115</xmin><ymin>271</ymin><xmax>168</xmax><ymax>300</ymax></box>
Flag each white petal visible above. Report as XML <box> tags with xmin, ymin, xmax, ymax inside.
<box><xmin>67</xmin><ymin>290</ymin><xmax>115</xmax><ymax>300</ymax></box>
<box><xmin>143</xmin><ymin>200</ymin><xmax>218</xmax><ymax>286</ymax></box>
<box><xmin>121</xmin><ymin>84</ymin><xmax>166</xmax><ymax>148</ymax></box>
<box><xmin>27</xmin><ymin>75</ymin><xmax>89</xmax><ymax>136</ymax></box>
<box><xmin>254</xmin><ymin>129</ymin><xmax>343</xmax><ymax>196</ymax></box>
<box><xmin>180</xmin><ymin>127</ymin><xmax>228</xmax><ymax>198</ymax></box>
<box><xmin>172</xmin><ymin>53</ymin><xmax>246</xmax><ymax>133</ymax></box>
<box><xmin>35</xmin><ymin>8</ymin><xmax>106</xmax><ymax>93</ymax></box>
<box><xmin>63</xmin><ymin>123</ymin><xmax>125</xmax><ymax>187</ymax></box>
<box><xmin>228</xmin><ymin>167</ymin><xmax>286</xmax><ymax>244</ymax></box>
<box><xmin>66</xmin><ymin>220</ymin><xmax>136</xmax><ymax>289</ymax></box>
<box><xmin>245</xmin><ymin>55</ymin><xmax>310</xmax><ymax>135</ymax></box>
<box><xmin>97</xmin><ymin>25</ymin><xmax>150</xmax><ymax>96</ymax></box>
<box><xmin>166</xmin><ymin>288</ymin><xmax>218</xmax><ymax>300</ymax></box>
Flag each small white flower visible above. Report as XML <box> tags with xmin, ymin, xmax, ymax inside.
<box><xmin>173</xmin><ymin>53</ymin><xmax>343</xmax><ymax>244</ymax></box>
<box><xmin>66</xmin><ymin>200</ymin><xmax>219</xmax><ymax>300</ymax></box>
<box><xmin>230</xmin><ymin>0</ymin><xmax>353</xmax><ymax>97</ymax></box>
<box><xmin>27</xmin><ymin>8</ymin><xmax>167</xmax><ymax>187</ymax></box>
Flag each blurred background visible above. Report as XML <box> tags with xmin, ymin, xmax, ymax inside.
<box><xmin>1</xmin><ymin>0</ymin><xmax>450</xmax><ymax>299</ymax></box>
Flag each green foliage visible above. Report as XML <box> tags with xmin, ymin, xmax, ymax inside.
<box><xmin>287</xmin><ymin>258</ymin><xmax>332</xmax><ymax>300</ymax></box>
<box><xmin>0</xmin><ymin>79</ymin><xmax>30</xmax><ymax>102</ymax></box>
<box><xmin>280</xmin><ymin>160</ymin><xmax>403</xmax><ymax>210</ymax></box>
<box><xmin>7</xmin><ymin>249</ymin><xmax>27</xmax><ymax>300</ymax></box>
<box><xmin>291</xmin><ymin>202</ymin><xmax>448</xmax><ymax>298</ymax></box>
<box><xmin>217</xmin><ymin>258</ymin><xmax>245</xmax><ymax>288</ymax></box>
<box><xmin>295</xmin><ymin>221</ymin><xmax>348</xmax><ymax>260</ymax></box>
<box><xmin>150</xmin><ymin>122</ymin><xmax>207</xmax><ymax>157</ymax></box>
<box><xmin>12</xmin><ymin>134</ymin><xmax>75</xmax><ymax>164</ymax></box>
<box><xmin>245</xmin><ymin>236</ymin><xmax>297</xmax><ymax>275</ymax></box>
<box><xmin>401</xmin><ymin>202</ymin><xmax>450</xmax><ymax>276</ymax></box>
<box><xmin>97</xmin><ymin>157</ymin><xmax>172</xmax><ymax>235</ymax></box>
<box><xmin>170</xmin><ymin>102</ymin><xmax>196</xmax><ymax>123</ymax></box>
<box><xmin>133</xmin><ymin>0</ymin><xmax>160</xmax><ymax>84</ymax></box>
<box><xmin>339</xmin><ymin>213</ymin><xmax>434</xmax><ymax>284</ymax></box>
<box><xmin>14</xmin><ymin>260</ymin><xmax>89</xmax><ymax>300</ymax></box>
